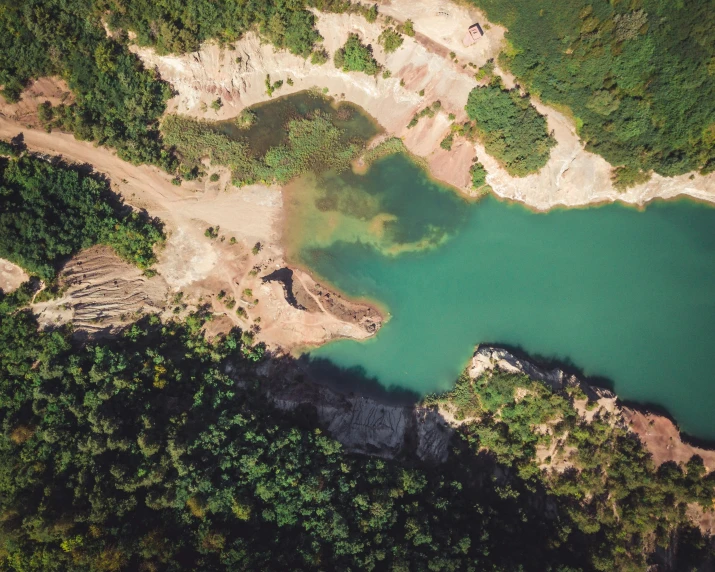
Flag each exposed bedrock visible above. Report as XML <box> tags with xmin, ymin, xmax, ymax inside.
<box><xmin>263</xmin><ymin>345</ymin><xmax>715</xmax><ymax>472</ymax></box>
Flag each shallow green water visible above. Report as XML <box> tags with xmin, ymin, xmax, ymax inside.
<box><xmin>218</xmin><ymin>91</ymin><xmax>380</xmax><ymax>157</ymax></box>
<box><xmin>289</xmin><ymin>153</ymin><xmax>715</xmax><ymax>440</ymax></box>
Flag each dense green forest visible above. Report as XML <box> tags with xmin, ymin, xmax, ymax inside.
<box><xmin>0</xmin><ymin>145</ymin><xmax>163</xmax><ymax>280</ymax></box>
<box><xmin>0</xmin><ymin>285</ymin><xmax>711</xmax><ymax>570</ymax></box>
<box><xmin>468</xmin><ymin>0</ymin><xmax>715</xmax><ymax>181</ymax></box>
<box><xmin>334</xmin><ymin>34</ymin><xmax>381</xmax><ymax>76</ymax></box>
<box><xmin>465</xmin><ymin>81</ymin><xmax>556</xmax><ymax>176</ymax></box>
<box><xmin>0</xmin><ymin>1</ymin><xmax>175</xmax><ymax>169</ymax></box>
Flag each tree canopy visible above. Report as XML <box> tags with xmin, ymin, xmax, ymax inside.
<box><xmin>468</xmin><ymin>0</ymin><xmax>715</xmax><ymax>178</ymax></box>
<box><xmin>465</xmin><ymin>82</ymin><xmax>556</xmax><ymax>176</ymax></box>
<box><xmin>0</xmin><ymin>150</ymin><xmax>163</xmax><ymax>280</ymax></box>
<box><xmin>334</xmin><ymin>34</ymin><xmax>381</xmax><ymax>76</ymax></box>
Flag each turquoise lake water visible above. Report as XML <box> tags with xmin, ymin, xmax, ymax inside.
<box><xmin>286</xmin><ymin>153</ymin><xmax>715</xmax><ymax>440</ymax></box>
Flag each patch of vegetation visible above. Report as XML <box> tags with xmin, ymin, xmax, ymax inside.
<box><xmin>252</xmin><ymin>242</ymin><xmax>262</xmax><ymax>255</ymax></box>
<box><xmin>265</xmin><ymin>74</ymin><xmax>284</xmax><ymax>97</ymax></box>
<box><xmin>399</xmin><ymin>19</ymin><xmax>415</xmax><ymax>37</ymax></box>
<box><xmin>378</xmin><ymin>28</ymin><xmax>404</xmax><ymax>53</ymax></box>
<box><xmin>103</xmin><ymin>0</ymin><xmax>321</xmax><ymax>58</ymax></box>
<box><xmin>440</xmin><ymin>134</ymin><xmax>454</xmax><ymax>151</ymax></box>
<box><xmin>310</xmin><ymin>47</ymin><xmax>329</xmax><ymax>66</ymax></box>
<box><xmin>163</xmin><ymin>112</ymin><xmax>364</xmax><ymax>186</ymax></box>
<box><xmin>407</xmin><ymin>100</ymin><xmax>442</xmax><ymax>128</ymax></box>
<box><xmin>0</xmin><ymin>148</ymin><xmax>163</xmax><ymax>280</ymax></box>
<box><xmin>612</xmin><ymin>164</ymin><xmax>653</xmax><ymax>191</ymax></box>
<box><xmin>467</xmin><ymin>0</ymin><xmax>715</xmax><ymax>176</ymax></box>
<box><xmin>358</xmin><ymin>3</ymin><xmax>378</xmax><ymax>23</ymax></box>
<box><xmin>361</xmin><ymin>137</ymin><xmax>406</xmax><ymax>168</ymax></box>
<box><xmin>235</xmin><ymin>109</ymin><xmax>257</xmax><ymax>129</ymax></box>
<box><xmin>210</xmin><ymin>98</ymin><xmax>223</xmax><ymax>112</ymax></box>
<box><xmin>205</xmin><ymin>226</ymin><xmax>220</xmax><ymax>240</ymax></box>
<box><xmin>469</xmin><ymin>159</ymin><xmax>488</xmax><ymax>189</ymax></box>
<box><xmin>334</xmin><ymin>34</ymin><xmax>381</xmax><ymax>76</ymax></box>
<box><xmin>162</xmin><ymin>115</ymin><xmax>256</xmax><ymax>184</ymax></box>
<box><xmin>474</xmin><ymin>59</ymin><xmax>495</xmax><ymax>82</ymax></box>
<box><xmin>209</xmin><ymin>173</ymin><xmax>220</xmax><ymax>182</ymax></box>
<box><xmin>465</xmin><ymin>82</ymin><xmax>556</xmax><ymax>176</ymax></box>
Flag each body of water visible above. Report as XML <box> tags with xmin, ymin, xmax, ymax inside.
<box><xmin>286</xmin><ymin>153</ymin><xmax>715</xmax><ymax>440</ymax></box>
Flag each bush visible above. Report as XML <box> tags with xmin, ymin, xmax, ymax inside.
<box><xmin>265</xmin><ymin>74</ymin><xmax>284</xmax><ymax>97</ymax></box>
<box><xmin>400</xmin><ymin>19</ymin><xmax>415</xmax><ymax>37</ymax></box>
<box><xmin>334</xmin><ymin>34</ymin><xmax>380</xmax><ymax>76</ymax></box>
<box><xmin>470</xmin><ymin>160</ymin><xmax>488</xmax><ymax>188</ymax></box>
<box><xmin>611</xmin><ymin>165</ymin><xmax>652</xmax><ymax>191</ymax></box>
<box><xmin>310</xmin><ymin>48</ymin><xmax>329</xmax><ymax>65</ymax></box>
<box><xmin>378</xmin><ymin>28</ymin><xmax>403</xmax><ymax>53</ymax></box>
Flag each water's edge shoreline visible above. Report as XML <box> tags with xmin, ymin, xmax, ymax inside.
<box><xmin>264</xmin><ymin>344</ymin><xmax>715</xmax><ymax>468</ymax></box>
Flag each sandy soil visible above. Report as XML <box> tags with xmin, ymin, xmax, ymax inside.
<box><xmin>623</xmin><ymin>408</ymin><xmax>715</xmax><ymax>472</ymax></box>
<box><xmin>0</xmin><ymin>77</ymin><xmax>73</xmax><ymax>130</ymax></box>
<box><xmin>0</xmin><ymin>258</ymin><xmax>28</xmax><ymax>293</ymax></box>
<box><xmin>132</xmin><ymin>2</ymin><xmax>714</xmax><ymax>210</ymax></box>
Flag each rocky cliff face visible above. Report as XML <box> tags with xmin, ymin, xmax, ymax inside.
<box><xmin>266</xmin><ymin>345</ymin><xmax>715</xmax><ymax>473</ymax></box>
<box><xmin>269</xmin><ymin>378</ymin><xmax>453</xmax><ymax>463</ymax></box>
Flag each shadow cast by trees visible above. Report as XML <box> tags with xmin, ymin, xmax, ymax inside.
<box><xmin>293</xmin><ymin>354</ymin><xmax>421</xmax><ymax>405</ymax></box>
<box><xmin>0</xmin><ymin>142</ymin><xmax>164</xmax><ymax>281</ymax></box>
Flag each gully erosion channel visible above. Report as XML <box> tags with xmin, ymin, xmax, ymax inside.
<box><xmin>221</xmin><ymin>92</ymin><xmax>715</xmax><ymax>441</ymax></box>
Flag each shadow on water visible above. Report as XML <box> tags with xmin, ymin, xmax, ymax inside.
<box><xmin>296</xmin><ymin>355</ymin><xmax>422</xmax><ymax>406</ymax></box>
<box><xmin>485</xmin><ymin>340</ymin><xmax>715</xmax><ymax>450</ymax></box>
<box><xmin>485</xmin><ymin>340</ymin><xmax>616</xmax><ymax>392</ymax></box>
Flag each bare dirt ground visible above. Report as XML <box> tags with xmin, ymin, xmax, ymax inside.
<box><xmin>133</xmin><ymin>1</ymin><xmax>714</xmax><ymax>209</ymax></box>
<box><xmin>0</xmin><ymin>118</ymin><xmax>382</xmax><ymax>350</ymax></box>
<box><xmin>623</xmin><ymin>408</ymin><xmax>715</xmax><ymax>472</ymax></box>
<box><xmin>0</xmin><ymin>258</ymin><xmax>28</xmax><ymax>293</ymax></box>
<box><xmin>0</xmin><ymin>77</ymin><xmax>73</xmax><ymax>130</ymax></box>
